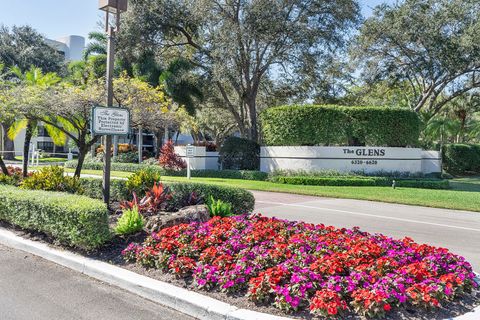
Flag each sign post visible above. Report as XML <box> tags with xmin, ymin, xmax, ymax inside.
<box><xmin>91</xmin><ymin>106</ymin><xmax>130</xmax><ymax>205</ymax></box>
<box><xmin>186</xmin><ymin>144</ymin><xmax>195</xmax><ymax>180</ymax></box>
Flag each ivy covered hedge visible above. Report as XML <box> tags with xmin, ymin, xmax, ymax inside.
<box><xmin>260</xmin><ymin>105</ymin><xmax>420</xmax><ymax>147</ymax></box>
<box><xmin>0</xmin><ymin>185</ymin><xmax>110</xmax><ymax>250</ymax></box>
<box><xmin>442</xmin><ymin>144</ymin><xmax>480</xmax><ymax>174</ymax></box>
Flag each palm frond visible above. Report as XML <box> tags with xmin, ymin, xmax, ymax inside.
<box><xmin>7</xmin><ymin>119</ymin><xmax>28</xmax><ymax>139</ymax></box>
<box><xmin>44</xmin><ymin>123</ymin><xmax>68</xmax><ymax>146</ymax></box>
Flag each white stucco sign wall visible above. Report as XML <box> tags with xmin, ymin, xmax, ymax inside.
<box><xmin>91</xmin><ymin>107</ymin><xmax>130</xmax><ymax>136</ymax></box>
<box><xmin>260</xmin><ymin>146</ymin><xmax>441</xmax><ymax>174</ymax></box>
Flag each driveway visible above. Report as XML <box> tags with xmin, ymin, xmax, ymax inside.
<box><xmin>0</xmin><ymin>244</ymin><xmax>193</xmax><ymax>320</ymax></box>
<box><xmin>253</xmin><ymin>191</ymin><xmax>480</xmax><ymax>270</ymax></box>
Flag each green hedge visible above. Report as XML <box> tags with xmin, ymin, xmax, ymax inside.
<box><xmin>0</xmin><ymin>185</ymin><xmax>110</xmax><ymax>250</ymax></box>
<box><xmin>219</xmin><ymin>137</ymin><xmax>260</xmax><ymax>170</ymax></box>
<box><xmin>442</xmin><ymin>144</ymin><xmax>480</xmax><ymax>174</ymax></box>
<box><xmin>270</xmin><ymin>176</ymin><xmax>449</xmax><ymax>189</ymax></box>
<box><xmin>66</xmin><ymin>160</ymin><xmax>268</xmax><ymax>181</ymax></box>
<box><xmin>78</xmin><ymin>178</ymin><xmax>255</xmax><ymax>214</ymax></box>
<box><xmin>260</xmin><ymin>105</ymin><xmax>420</xmax><ymax>147</ymax></box>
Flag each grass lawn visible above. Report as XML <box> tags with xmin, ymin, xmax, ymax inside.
<box><xmin>15</xmin><ymin>156</ymin><xmax>70</xmax><ymax>163</ymax></box>
<box><xmin>68</xmin><ymin>168</ymin><xmax>480</xmax><ymax>212</ymax></box>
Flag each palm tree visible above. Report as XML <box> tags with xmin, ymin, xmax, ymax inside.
<box><xmin>83</xmin><ymin>31</ymin><xmax>107</xmax><ymax>60</ymax></box>
<box><xmin>8</xmin><ymin>66</ymin><xmax>64</xmax><ymax>176</ymax></box>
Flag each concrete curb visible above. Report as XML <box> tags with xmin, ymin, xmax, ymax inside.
<box><xmin>0</xmin><ymin>227</ymin><xmax>478</xmax><ymax>320</ymax></box>
<box><xmin>0</xmin><ymin>227</ymin><xmax>289</xmax><ymax>320</ymax></box>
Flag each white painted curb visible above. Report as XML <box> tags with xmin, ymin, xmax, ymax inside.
<box><xmin>0</xmin><ymin>227</ymin><xmax>478</xmax><ymax>320</ymax></box>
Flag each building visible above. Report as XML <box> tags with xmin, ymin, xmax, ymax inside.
<box><xmin>45</xmin><ymin>35</ymin><xmax>85</xmax><ymax>61</ymax></box>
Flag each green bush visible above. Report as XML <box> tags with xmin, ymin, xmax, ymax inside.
<box><xmin>270</xmin><ymin>176</ymin><xmax>381</xmax><ymax>186</ymax></box>
<box><xmin>114</xmin><ymin>151</ymin><xmax>139</xmax><ymax>163</ymax></box>
<box><xmin>0</xmin><ymin>185</ymin><xmax>110</xmax><ymax>249</ymax></box>
<box><xmin>219</xmin><ymin>137</ymin><xmax>260</xmax><ymax>170</ymax></box>
<box><xmin>168</xmin><ymin>182</ymin><xmax>255</xmax><ymax>214</ymax></box>
<box><xmin>20</xmin><ymin>166</ymin><xmax>81</xmax><ymax>193</ymax></box>
<box><xmin>77</xmin><ymin>178</ymin><xmax>255</xmax><ymax>214</ymax></box>
<box><xmin>78</xmin><ymin>178</ymin><xmax>130</xmax><ymax>202</ymax></box>
<box><xmin>442</xmin><ymin>144</ymin><xmax>480</xmax><ymax>174</ymax></box>
<box><xmin>114</xmin><ymin>207</ymin><xmax>144</xmax><ymax>235</ymax></box>
<box><xmin>270</xmin><ymin>175</ymin><xmax>449</xmax><ymax>189</ymax></box>
<box><xmin>206</xmin><ymin>196</ymin><xmax>233</xmax><ymax>217</ymax></box>
<box><xmin>260</xmin><ymin>105</ymin><xmax>420</xmax><ymax>147</ymax></box>
<box><xmin>187</xmin><ymin>169</ymin><xmax>268</xmax><ymax>181</ymax></box>
<box><xmin>126</xmin><ymin>167</ymin><xmax>162</xmax><ymax>197</ymax></box>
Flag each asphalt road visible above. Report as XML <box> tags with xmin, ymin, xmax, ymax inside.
<box><xmin>0</xmin><ymin>244</ymin><xmax>194</xmax><ymax>320</ymax></box>
<box><xmin>253</xmin><ymin>191</ymin><xmax>480</xmax><ymax>271</ymax></box>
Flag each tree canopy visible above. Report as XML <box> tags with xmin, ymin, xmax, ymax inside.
<box><xmin>0</xmin><ymin>25</ymin><xmax>64</xmax><ymax>73</ymax></box>
<box><xmin>120</xmin><ymin>0</ymin><xmax>361</xmax><ymax>141</ymax></box>
<box><xmin>354</xmin><ymin>0</ymin><xmax>480</xmax><ymax>115</ymax></box>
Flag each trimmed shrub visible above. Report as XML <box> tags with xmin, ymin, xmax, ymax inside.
<box><xmin>78</xmin><ymin>178</ymin><xmax>130</xmax><ymax>202</ymax></box>
<box><xmin>442</xmin><ymin>144</ymin><xmax>480</xmax><ymax>174</ymax></box>
<box><xmin>0</xmin><ymin>185</ymin><xmax>110</xmax><ymax>249</ymax></box>
<box><xmin>78</xmin><ymin>178</ymin><xmax>255</xmax><ymax>214</ymax></box>
<box><xmin>167</xmin><ymin>183</ymin><xmax>255</xmax><ymax>215</ymax></box>
<box><xmin>219</xmin><ymin>137</ymin><xmax>260</xmax><ymax>170</ymax></box>
<box><xmin>65</xmin><ymin>161</ymin><xmax>267</xmax><ymax>181</ymax></box>
<box><xmin>270</xmin><ymin>175</ymin><xmax>449</xmax><ymax>189</ymax></box>
<box><xmin>188</xmin><ymin>169</ymin><xmax>268</xmax><ymax>181</ymax></box>
<box><xmin>114</xmin><ymin>151</ymin><xmax>138</xmax><ymax>163</ymax></box>
<box><xmin>260</xmin><ymin>105</ymin><xmax>420</xmax><ymax>147</ymax></box>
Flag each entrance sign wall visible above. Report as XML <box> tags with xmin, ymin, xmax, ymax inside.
<box><xmin>260</xmin><ymin>146</ymin><xmax>441</xmax><ymax>174</ymax></box>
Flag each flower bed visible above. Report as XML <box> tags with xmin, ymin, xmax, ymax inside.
<box><xmin>124</xmin><ymin>215</ymin><xmax>478</xmax><ymax>318</ymax></box>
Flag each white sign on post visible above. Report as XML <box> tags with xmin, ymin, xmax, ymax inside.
<box><xmin>186</xmin><ymin>145</ymin><xmax>195</xmax><ymax>179</ymax></box>
<box><xmin>91</xmin><ymin>106</ymin><xmax>130</xmax><ymax>136</ymax></box>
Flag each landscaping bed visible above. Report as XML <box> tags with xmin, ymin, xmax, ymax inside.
<box><xmin>1</xmin><ymin>215</ymin><xmax>478</xmax><ymax>319</ymax></box>
<box><xmin>0</xmin><ymin>165</ymin><xmax>478</xmax><ymax>318</ymax></box>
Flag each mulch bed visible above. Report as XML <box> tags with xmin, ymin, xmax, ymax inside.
<box><xmin>1</xmin><ymin>218</ymin><xmax>479</xmax><ymax>320</ymax></box>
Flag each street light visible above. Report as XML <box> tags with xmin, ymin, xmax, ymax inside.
<box><xmin>98</xmin><ymin>0</ymin><xmax>128</xmax><ymax>205</ymax></box>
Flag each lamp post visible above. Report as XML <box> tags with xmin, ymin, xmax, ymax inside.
<box><xmin>99</xmin><ymin>0</ymin><xmax>128</xmax><ymax>205</ymax></box>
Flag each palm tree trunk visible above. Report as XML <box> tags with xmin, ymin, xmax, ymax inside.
<box><xmin>22</xmin><ymin>121</ymin><xmax>34</xmax><ymax>177</ymax></box>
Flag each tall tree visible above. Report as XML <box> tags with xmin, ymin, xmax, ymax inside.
<box><xmin>120</xmin><ymin>0</ymin><xmax>360</xmax><ymax>142</ymax></box>
<box><xmin>354</xmin><ymin>0</ymin><xmax>480</xmax><ymax>115</ymax></box>
<box><xmin>0</xmin><ymin>25</ymin><xmax>64</xmax><ymax>73</ymax></box>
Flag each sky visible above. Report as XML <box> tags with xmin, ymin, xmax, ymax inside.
<box><xmin>0</xmin><ymin>0</ymin><xmax>395</xmax><ymax>41</ymax></box>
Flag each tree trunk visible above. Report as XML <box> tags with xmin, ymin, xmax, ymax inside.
<box><xmin>246</xmin><ymin>98</ymin><xmax>258</xmax><ymax>142</ymax></box>
<box><xmin>2</xmin><ymin>122</ymin><xmax>15</xmax><ymax>160</ymax></box>
<box><xmin>154</xmin><ymin>129</ymin><xmax>164</xmax><ymax>158</ymax></box>
<box><xmin>74</xmin><ymin>145</ymin><xmax>88</xmax><ymax>178</ymax></box>
<box><xmin>0</xmin><ymin>156</ymin><xmax>9</xmax><ymax>175</ymax></box>
<box><xmin>23</xmin><ymin>121</ymin><xmax>34</xmax><ymax>178</ymax></box>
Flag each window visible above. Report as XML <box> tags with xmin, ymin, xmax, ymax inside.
<box><xmin>37</xmin><ymin>141</ymin><xmax>54</xmax><ymax>152</ymax></box>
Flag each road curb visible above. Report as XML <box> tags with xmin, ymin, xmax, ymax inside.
<box><xmin>0</xmin><ymin>227</ymin><xmax>289</xmax><ymax>320</ymax></box>
<box><xmin>0</xmin><ymin>227</ymin><xmax>478</xmax><ymax>320</ymax></box>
